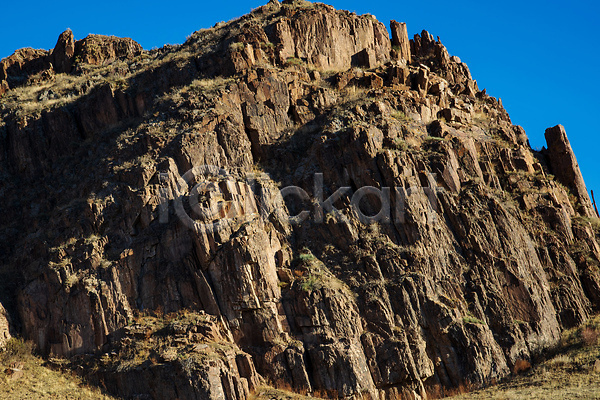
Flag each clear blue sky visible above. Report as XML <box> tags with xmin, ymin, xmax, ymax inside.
<box><xmin>1</xmin><ymin>0</ymin><xmax>598</xmax><ymax>200</ymax></box>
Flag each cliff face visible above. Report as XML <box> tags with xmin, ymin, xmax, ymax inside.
<box><xmin>1</xmin><ymin>1</ymin><xmax>599</xmax><ymax>399</ymax></box>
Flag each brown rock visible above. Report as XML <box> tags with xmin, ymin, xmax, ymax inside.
<box><xmin>50</xmin><ymin>29</ymin><xmax>75</xmax><ymax>73</ymax></box>
<box><xmin>273</xmin><ymin>4</ymin><xmax>391</xmax><ymax>70</ymax></box>
<box><xmin>390</xmin><ymin>20</ymin><xmax>411</xmax><ymax>63</ymax></box>
<box><xmin>360</xmin><ymin>72</ymin><xmax>384</xmax><ymax>89</ymax></box>
<box><xmin>356</xmin><ymin>48</ymin><xmax>377</xmax><ymax>69</ymax></box>
<box><xmin>414</xmin><ymin>67</ymin><xmax>429</xmax><ymax>94</ymax></box>
<box><xmin>74</xmin><ymin>34</ymin><xmax>142</xmax><ymax>65</ymax></box>
<box><xmin>410</xmin><ymin>30</ymin><xmax>477</xmax><ymax>92</ymax></box>
<box><xmin>0</xmin><ymin>47</ymin><xmax>50</xmax><ymax>93</ymax></box>
<box><xmin>545</xmin><ymin>124</ymin><xmax>596</xmax><ymax>218</ymax></box>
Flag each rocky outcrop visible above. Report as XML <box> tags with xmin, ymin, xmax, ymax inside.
<box><xmin>0</xmin><ymin>2</ymin><xmax>599</xmax><ymax>400</ymax></box>
<box><xmin>50</xmin><ymin>29</ymin><xmax>76</xmax><ymax>73</ymax></box>
<box><xmin>0</xmin><ymin>47</ymin><xmax>50</xmax><ymax>95</ymax></box>
<box><xmin>271</xmin><ymin>3</ymin><xmax>391</xmax><ymax>70</ymax></box>
<box><xmin>390</xmin><ymin>20</ymin><xmax>411</xmax><ymax>64</ymax></box>
<box><xmin>74</xmin><ymin>312</ymin><xmax>262</xmax><ymax>400</ymax></box>
<box><xmin>0</xmin><ymin>30</ymin><xmax>142</xmax><ymax>96</ymax></box>
<box><xmin>545</xmin><ymin>124</ymin><xmax>596</xmax><ymax>218</ymax></box>
<box><xmin>410</xmin><ymin>30</ymin><xmax>477</xmax><ymax>96</ymax></box>
<box><xmin>74</xmin><ymin>34</ymin><xmax>142</xmax><ymax>66</ymax></box>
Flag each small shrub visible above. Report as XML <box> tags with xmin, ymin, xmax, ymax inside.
<box><xmin>513</xmin><ymin>358</ymin><xmax>532</xmax><ymax>374</ymax></box>
<box><xmin>229</xmin><ymin>42</ymin><xmax>244</xmax><ymax>52</ymax></box>
<box><xmin>391</xmin><ymin>138</ymin><xmax>408</xmax><ymax>151</ymax></box>
<box><xmin>424</xmin><ymin>135</ymin><xmax>446</xmax><ymax>142</ymax></box>
<box><xmin>391</xmin><ymin>110</ymin><xmax>410</xmax><ymax>122</ymax></box>
<box><xmin>1</xmin><ymin>338</ymin><xmax>34</xmax><ymax>363</ymax></box>
<box><xmin>581</xmin><ymin>327</ymin><xmax>599</xmax><ymax>346</ymax></box>
<box><xmin>286</xmin><ymin>57</ymin><xmax>305</xmax><ymax>67</ymax></box>
<box><xmin>547</xmin><ymin>354</ymin><xmax>572</xmax><ymax>367</ymax></box>
<box><xmin>300</xmin><ymin>273</ymin><xmax>320</xmax><ymax>292</ymax></box>
<box><xmin>64</xmin><ymin>273</ymin><xmax>79</xmax><ymax>289</ymax></box>
<box><xmin>572</xmin><ymin>215</ymin><xmax>600</xmax><ymax>233</ymax></box>
<box><xmin>298</xmin><ymin>253</ymin><xmax>315</xmax><ymax>263</ymax></box>
<box><xmin>463</xmin><ymin>313</ymin><xmax>485</xmax><ymax>325</ymax></box>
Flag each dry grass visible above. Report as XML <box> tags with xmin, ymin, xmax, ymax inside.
<box><xmin>294</xmin><ymin>251</ymin><xmax>355</xmax><ymax>298</ymax></box>
<box><xmin>0</xmin><ymin>41</ymin><xmax>198</xmax><ymax>119</ymax></box>
<box><xmin>251</xmin><ymin>386</ymin><xmax>315</xmax><ymax>400</ymax></box>
<box><xmin>0</xmin><ymin>338</ymin><xmax>116</xmax><ymax>399</ymax></box>
<box><xmin>0</xmin><ymin>58</ymin><xmax>140</xmax><ymax>116</ymax></box>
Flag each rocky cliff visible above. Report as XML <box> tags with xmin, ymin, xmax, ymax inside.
<box><xmin>1</xmin><ymin>0</ymin><xmax>599</xmax><ymax>399</ymax></box>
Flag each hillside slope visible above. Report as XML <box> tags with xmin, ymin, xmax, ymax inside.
<box><xmin>1</xmin><ymin>0</ymin><xmax>600</xmax><ymax>398</ymax></box>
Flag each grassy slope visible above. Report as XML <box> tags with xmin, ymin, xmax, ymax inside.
<box><xmin>0</xmin><ymin>339</ymin><xmax>116</xmax><ymax>399</ymax></box>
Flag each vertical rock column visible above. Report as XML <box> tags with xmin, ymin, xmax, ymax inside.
<box><xmin>50</xmin><ymin>29</ymin><xmax>76</xmax><ymax>73</ymax></box>
<box><xmin>545</xmin><ymin>124</ymin><xmax>596</xmax><ymax>218</ymax></box>
<box><xmin>390</xmin><ymin>20</ymin><xmax>411</xmax><ymax>64</ymax></box>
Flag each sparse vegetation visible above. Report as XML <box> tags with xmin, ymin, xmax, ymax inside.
<box><xmin>298</xmin><ymin>253</ymin><xmax>316</xmax><ymax>263</ymax></box>
<box><xmin>390</xmin><ymin>110</ymin><xmax>411</xmax><ymax>122</ymax></box>
<box><xmin>0</xmin><ymin>338</ymin><xmax>116</xmax><ymax>399</ymax></box>
<box><xmin>286</xmin><ymin>57</ymin><xmax>305</xmax><ymax>67</ymax></box>
<box><xmin>229</xmin><ymin>41</ymin><xmax>245</xmax><ymax>52</ymax></box>
<box><xmin>300</xmin><ymin>273</ymin><xmax>320</xmax><ymax>292</ymax></box>
<box><xmin>463</xmin><ymin>313</ymin><xmax>486</xmax><ymax>325</ymax></box>
<box><xmin>2</xmin><ymin>3</ymin><xmax>600</xmax><ymax>400</ymax></box>
<box><xmin>294</xmin><ymin>250</ymin><xmax>355</xmax><ymax>298</ymax></box>
<box><xmin>424</xmin><ymin>135</ymin><xmax>446</xmax><ymax>142</ymax></box>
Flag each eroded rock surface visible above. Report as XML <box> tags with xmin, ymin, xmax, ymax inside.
<box><xmin>0</xmin><ymin>2</ymin><xmax>599</xmax><ymax>399</ymax></box>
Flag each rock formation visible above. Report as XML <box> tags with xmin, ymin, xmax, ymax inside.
<box><xmin>73</xmin><ymin>34</ymin><xmax>143</xmax><ymax>65</ymax></box>
<box><xmin>390</xmin><ymin>20</ymin><xmax>411</xmax><ymax>63</ymax></box>
<box><xmin>0</xmin><ymin>30</ymin><xmax>141</xmax><ymax>96</ymax></box>
<box><xmin>50</xmin><ymin>29</ymin><xmax>76</xmax><ymax>73</ymax></box>
<box><xmin>0</xmin><ymin>1</ymin><xmax>598</xmax><ymax>399</ymax></box>
<box><xmin>272</xmin><ymin>3</ymin><xmax>391</xmax><ymax>70</ymax></box>
<box><xmin>545</xmin><ymin>124</ymin><xmax>596</xmax><ymax>218</ymax></box>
